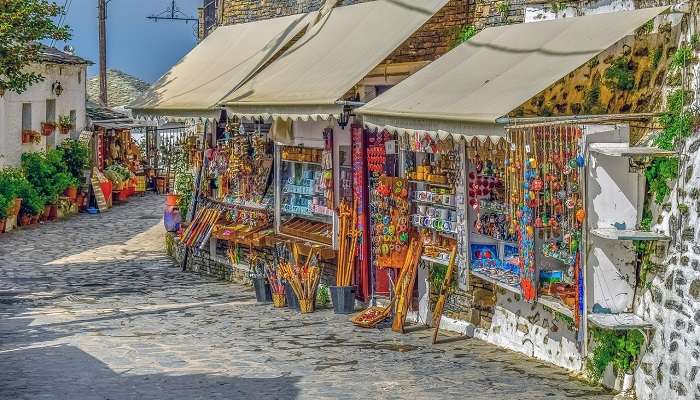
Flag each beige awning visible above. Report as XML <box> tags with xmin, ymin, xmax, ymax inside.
<box><xmin>129</xmin><ymin>12</ymin><xmax>315</xmax><ymax>119</ymax></box>
<box><xmin>358</xmin><ymin>6</ymin><xmax>669</xmax><ymax>140</ymax></box>
<box><xmin>224</xmin><ymin>0</ymin><xmax>450</xmax><ymax>120</ymax></box>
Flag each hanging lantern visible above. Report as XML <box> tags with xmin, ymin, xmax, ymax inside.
<box><xmin>576</xmin><ymin>154</ymin><xmax>585</xmax><ymax>168</ymax></box>
<box><xmin>576</xmin><ymin>209</ymin><xmax>585</xmax><ymax>223</ymax></box>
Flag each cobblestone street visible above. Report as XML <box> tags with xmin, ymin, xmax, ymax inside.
<box><xmin>0</xmin><ymin>195</ymin><xmax>612</xmax><ymax>400</ymax></box>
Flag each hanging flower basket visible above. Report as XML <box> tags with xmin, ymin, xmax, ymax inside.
<box><xmin>59</xmin><ymin>125</ymin><xmax>71</xmax><ymax>135</ymax></box>
<box><xmin>41</xmin><ymin>122</ymin><xmax>56</xmax><ymax>136</ymax></box>
<box><xmin>21</xmin><ymin>130</ymin><xmax>41</xmax><ymax>144</ymax></box>
<box><xmin>58</xmin><ymin>115</ymin><xmax>72</xmax><ymax>134</ymax></box>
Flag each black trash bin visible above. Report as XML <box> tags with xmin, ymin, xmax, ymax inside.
<box><xmin>330</xmin><ymin>286</ymin><xmax>356</xmax><ymax>314</ymax></box>
<box><xmin>253</xmin><ymin>277</ymin><xmax>273</xmax><ymax>303</ymax></box>
<box><xmin>284</xmin><ymin>281</ymin><xmax>299</xmax><ymax>310</ymax></box>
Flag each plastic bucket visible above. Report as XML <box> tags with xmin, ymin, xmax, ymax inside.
<box><xmin>253</xmin><ymin>277</ymin><xmax>273</xmax><ymax>303</ymax></box>
<box><xmin>284</xmin><ymin>282</ymin><xmax>299</xmax><ymax>310</ymax></box>
<box><xmin>330</xmin><ymin>286</ymin><xmax>356</xmax><ymax>314</ymax></box>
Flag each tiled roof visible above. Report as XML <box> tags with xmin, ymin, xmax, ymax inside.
<box><xmin>37</xmin><ymin>43</ymin><xmax>93</xmax><ymax>65</ymax></box>
<box><xmin>86</xmin><ymin>101</ymin><xmax>130</xmax><ymax>122</ymax></box>
<box><xmin>87</xmin><ymin>69</ymin><xmax>151</xmax><ymax>108</ymax></box>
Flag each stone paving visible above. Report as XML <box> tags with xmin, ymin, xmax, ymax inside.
<box><xmin>0</xmin><ymin>194</ymin><xmax>613</xmax><ymax>399</ymax></box>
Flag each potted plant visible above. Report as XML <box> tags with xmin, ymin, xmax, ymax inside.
<box><xmin>59</xmin><ymin>139</ymin><xmax>90</xmax><ymax>201</ymax></box>
<box><xmin>173</xmin><ymin>151</ymin><xmax>194</xmax><ymax>217</ymax></box>
<box><xmin>57</xmin><ymin>115</ymin><xmax>72</xmax><ymax>134</ymax></box>
<box><xmin>17</xmin><ymin>181</ymin><xmax>44</xmax><ymax>227</ymax></box>
<box><xmin>21</xmin><ymin>149</ymin><xmax>73</xmax><ymax>220</ymax></box>
<box><xmin>41</xmin><ymin>122</ymin><xmax>56</xmax><ymax>136</ymax></box>
<box><xmin>0</xmin><ymin>167</ymin><xmax>33</xmax><ymax>232</ymax></box>
<box><xmin>21</xmin><ymin>130</ymin><xmax>41</xmax><ymax>144</ymax></box>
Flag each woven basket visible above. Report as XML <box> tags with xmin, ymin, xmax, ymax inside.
<box><xmin>299</xmin><ymin>299</ymin><xmax>315</xmax><ymax>314</ymax></box>
<box><xmin>350</xmin><ymin>306</ymin><xmax>391</xmax><ymax>328</ymax></box>
<box><xmin>272</xmin><ymin>293</ymin><xmax>286</xmax><ymax>308</ymax></box>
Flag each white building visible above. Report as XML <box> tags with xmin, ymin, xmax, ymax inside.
<box><xmin>0</xmin><ymin>45</ymin><xmax>92</xmax><ymax>167</ymax></box>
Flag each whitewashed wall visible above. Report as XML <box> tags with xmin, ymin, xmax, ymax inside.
<box><xmin>0</xmin><ymin>62</ymin><xmax>87</xmax><ymax>167</ymax></box>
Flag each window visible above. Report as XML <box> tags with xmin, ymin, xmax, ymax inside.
<box><xmin>45</xmin><ymin>99</ymin><xmax>56</xmax><ymax>123</ymax></box>
<box><xmin>78</xmin><ymin>70</ymin><xmax>81</xmax><ymax>84</ymax></box>
<box><xmin>46</xmin><ymin>99</ymin><xmax>56</xmax><ymax>150</ymax></box>
<box><xmin>69</xmin><ymin>110</ymin><xmax>77</xmax><ymax>138</ymax></box>
<box><xmin>21</xmin><ymin>103</ymin><xmax>32</xmax><ymax>131</ymax></box>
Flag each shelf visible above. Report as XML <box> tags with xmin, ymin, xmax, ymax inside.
<box><xmin>421</xmin><ymin>255</ymin><xmax>450</xmax><ymax>266</ymax></box>
<box><xmin>411</xmin><ymin>199</ymin><xmax>457</xmax><ymax>210</ymax></box>
<box><xmin>470</xmin><ymin>270</ymin><xmax>521</xmax><ymax>294</ymax></box>
<box><xmin>407</xmin><ymin>179</ymin><xmax>453</xmax><ymax>189</ymax></box>
<box><xmin>588</xmin><ymin>313</ymin><xmax>653</xmax><ymax>330</ymax></box>
<box><xmin>538</xmin><ymin>295</ymin><xmax>574</xmax><ymax>318</ymax></box>
<box><xmin>281</xmin><ymin>159</ymin><xmax>322</xmax><ymax>166</ymax></box>
<box><xmin>470</xmin><ymin>232</ymin><xmax>517</xmax><ymax>245</ymax></box>
<box><xmin>589</xmin><ymin>143</ymin><xmax>676</xmax><ymax>158</ymax></box>
<box><xmin>591</xmin><ymin>228</ymin><xmax>670</xmax><ymax>241</ymax></box>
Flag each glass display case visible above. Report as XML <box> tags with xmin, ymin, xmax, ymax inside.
<box><xmin>275</xmin><ymin>141</ymin><xmax>335</xmax><ymax>247</ymax></box>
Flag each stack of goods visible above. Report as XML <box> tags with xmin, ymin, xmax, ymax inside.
<box><xmin>411</xmin><ymin>190</ymin><xmax>458</xmax><ymax>234</ymax></box>
<box><xmin>392</xmin><ymin>239</ymin><xmax>424</xmax><ymax>333</ymax></box>
<box><xmin>336</xmin><ymin>200</ymin><xmax>359</xmax><ymax>287</ymax></box>
<box><xmin>281</xmin><ymin>146</ymin><xmax>322</xmax><ymax>163</ymax></box>
<box><xmin>470</xmin><ymin>243</ymin><xmax>520</xmax><ymax>288</ymax></box>
<box><xmin>423</xmin><ymin>239</ymin><xmax>455</xmax><ymax>262</ymax></box>
<box><xmin>267</xmin><ymin>245</ymin><xmax>288</xmax><ymax>308</ymax></box>
<box><xmin>351</xmin><ymin>306</ymin><xmax>392</xmax><ymax>328</ymax></box>
<box><xmin>279</xmin><ymin>218</ymin><xmax>333</xmax><ymax>246</ymax></box>
<box><xmin>278</xmin><ymin>243</ymin><xmax>323</xmax><ymax>313</ymax></box>
<box><xmin>371</xmin><ymin>177</ymin><xmax>410</xmax><ymax>268</ymax></box>
<box><xmin>180</xmin><ymin>205</ymin><xmax>223</xmax><ymax>250</ymax></box>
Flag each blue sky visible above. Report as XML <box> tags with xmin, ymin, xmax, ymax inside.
<box><xmin>51</xmin><ymin>0</ymin><xmax>201</xmax><ymax>83</ymax></box>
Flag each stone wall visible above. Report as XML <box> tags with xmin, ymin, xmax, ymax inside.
<box><xmin>468</xmin><ymin>0</ymin><xmax>525</xmax><ymax>29</ymax></box>
<box><xmin>208</xmin><ymin>0</ymin><xmax>469</xmax><ymax>64</ymax></box>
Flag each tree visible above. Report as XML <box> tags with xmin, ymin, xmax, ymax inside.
<box><xmin>0</xmin><ymin>0</ymin><xmax>71</xmax><ymax>94</ymax></box>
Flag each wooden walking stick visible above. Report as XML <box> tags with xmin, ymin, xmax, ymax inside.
<box><xmin>431</xmin><ymin>245</ymin><xmax>458</xmax><ymax>344</ymax></box>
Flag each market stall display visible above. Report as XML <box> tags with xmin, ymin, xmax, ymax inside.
<box><xmin>276</xmin><ymin>131</ymin><xmax>335</xmax><ymax>246</ymax></box>
<box><xmin>466</xmin><ymin>126</ymin><xmax>585</xmax><ymax>317</ymax></box>
<box><xmin>278</xmin><ymin>242</ymin><xmax>323</xmax><ymax>313</ymax></box>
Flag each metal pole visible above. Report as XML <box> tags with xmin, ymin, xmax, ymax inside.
<box><xmin>98</xmin><ymin>0</ymin><xmax>108</xmax><ymax>106</ymax></box>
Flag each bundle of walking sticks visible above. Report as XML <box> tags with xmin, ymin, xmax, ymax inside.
<box><xmin>278</xmin><ymin>242</ymin><xmax>322</xmax><ymax>313</ymax></box>
<box><xmin>392</xmin><ymin>238</ymin><xmax>423</xmax><ymax>333</ymax></box>
<box><xmin>336</xmin><ymin>200</ymin><xmax>359</xmax><ymax>287</ymax></box>
<box><xmin>180</xmin><ymin>205</ymin><xmax>223</xmax><ymax>249</ymax></box>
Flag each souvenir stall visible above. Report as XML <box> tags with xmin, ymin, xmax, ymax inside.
<box><xmin>92</xmin><ymin>122</ymin><xmax>144</xmax><ymax>203</ymax></box>
<box><xmin>199</xmin><ymin>119</ymin><xmax>276</xmax><ymax>268</ymax></box>
<box><xmin>466</xmin><ymin>127</ymin><xmax>585</xmax><ymax>319</ymax></box>
<box><xmin>267</xmin><ymin>119</ymin><xmax>352</xmax><ymax>257</ymax></box>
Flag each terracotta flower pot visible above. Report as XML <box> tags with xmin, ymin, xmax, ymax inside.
<box><xmin>11</xmin><ymin>198</ymin><xmax>21</xmax><ymax>217</ymax></box>
<box><xmin>19</xmin><ymin>214</ymin><xmax>31</xmax><ymax>226</ymax></box>
<box><xmin>48</xmin><ymin>205</ymin><xmax>58</xmax><ymax>220</ymax></box>
<box><xmin>165</xmin><ymin>193</ymin><xmax>181</xmax><ymax>206</ymax></box>
<box><xmin>0</xmin><ymin>219</ymin><xmax>5</xmax><ymax>233</ymax></box>
<box><xmin>64</xmin><ymin>186</ymin><xmax>78</xmax><ymax>201</ymax></box>
<box><xmin>59</xmin><ymin>126</ymin><xmax>70</xmax><ymax>135</ymax></box>
<box><xmin>41</xmin><ymin>122</ymin><xmax>55</xmax><ymax>136</ymax></box>
<box><xmin>30</xmin><ymin>215</ymin><xmax>39</xmax><ymax>224</ymax></box>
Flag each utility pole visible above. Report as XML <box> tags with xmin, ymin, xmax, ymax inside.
<box><xmin>98</xmin><ymin>0</ymin><xmax>108</xmax><ymax>106</ymax></box>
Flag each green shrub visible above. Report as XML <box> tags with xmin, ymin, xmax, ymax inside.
<box><xmin>0</xmin><ymin>167</ymin><xmax>30</xmax><ymax>219</ymax></box>
<box><xmin>21</xmin><ymin>150</ymin><xmax>75</xmax><ymax>205</ymax></box>
<box><xmin>604</xmin><ymin>56</ymin><xmax>635</xmax><ymax>91</ymax></box>
<box><xmin>59</xmin><ymin>139</ymin><xmax>90</xmax><ymax>182</ymax></box>
<box><xmin>587</xmin><ymin>329</ymin><xmax>645</xmax><ymax>382</ymax></box>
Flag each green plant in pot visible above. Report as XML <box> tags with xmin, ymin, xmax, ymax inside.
<box><xmin>173</xmin><ymin>150</ymin><xmax>194</xmax><ymax>217</ymax></box>
<box><xmin>59</xmin><ymin>138</ymin><xmax>90</xmax><ymax>182</ymax></box>
<box><xmin>0</xmin><ymin>168</ymin><xmax>27</xmax><ymax>218</ymax></box>
<box><xmin>57</xmin><ymin>115</ymin><xmax>72</xmax><ymax>134</ymax></box>
<box><xmin>21</xmin><ymin>149</ymin><xmax>74</xmax><ymax>207</ymax></box>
